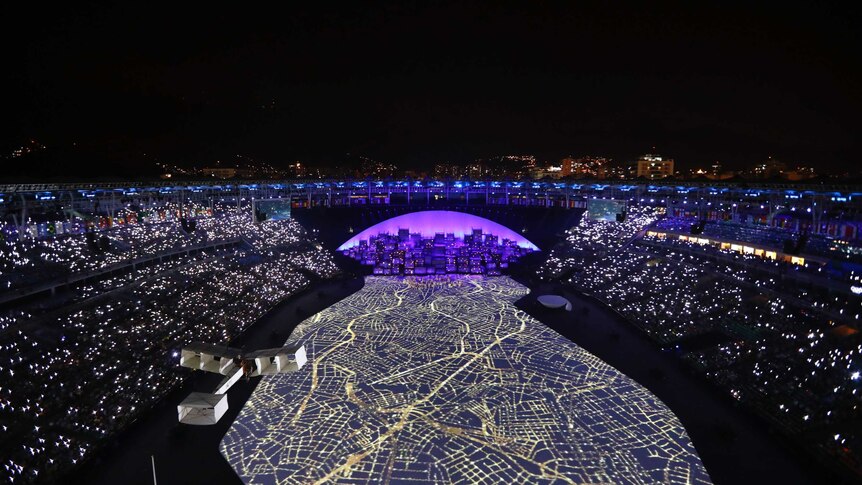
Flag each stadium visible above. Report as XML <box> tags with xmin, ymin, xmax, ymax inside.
<box><xmin>1</xmin><ymin>178</ymin><xmax>860</xmax><ymax>484</ymax></box>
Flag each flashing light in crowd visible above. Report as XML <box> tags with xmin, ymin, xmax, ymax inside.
<box><xmin>0</xmin><ymin>202</ymin><xmax>341</xmax><ymax>483</ymax></box>
<box><xmin>538</xmin><ymin>206</ymin><xmax>862</xmax><ymax>472</ymax></box>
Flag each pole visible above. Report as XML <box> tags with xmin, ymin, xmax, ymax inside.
<box><xmin>151</xmin><ymin>455</ymin><xmax>158</xmax><ymax>485</ymax></box>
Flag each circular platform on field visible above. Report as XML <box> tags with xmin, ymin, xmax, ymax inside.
<box><xmin>537</xmin><ymin>294</ymin><xmax>572</xmax><ymax>310</ymax></box>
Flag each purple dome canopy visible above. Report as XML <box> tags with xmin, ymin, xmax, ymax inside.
<box><xmin>338</xmin><ymin>210</ymin><xmax>539</xmax><ymax>251</ymax></box>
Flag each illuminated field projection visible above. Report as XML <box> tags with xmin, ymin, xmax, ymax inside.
<box><xmin>221</xmin><ymin>276</ymin><xmax>711</xmax><ymax>484</ymax></box>
<box><xmin>337</xmin><ymin>211</ymin><xmax>539</xmax><ymax>250</ymax></box>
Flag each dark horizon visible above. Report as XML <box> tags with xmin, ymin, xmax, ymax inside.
<box><xmin>2</xmin><ymin>2</ymin><xmax>861</xmax><ymax>176</ymax></box>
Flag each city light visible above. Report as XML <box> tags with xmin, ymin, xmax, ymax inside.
<box><xmin>223</xmin><ymin>276</ymin><xmax>710</xmax><ymax>484</ymax></box>
<box><xmin>0</xmin><ymin>202</ymin><xmax>341</xmax><ymax>483</ymax></box>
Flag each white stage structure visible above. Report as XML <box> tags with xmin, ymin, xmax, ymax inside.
<box><xmin>178</xmin><ymin>392</ymin><xmax>229</xmax><ymax>425</ymax></box>
<box><xmin>247</xmin><ymin>345</ymin><xmax>308</xmax><ymax>376</ymax></box>
<box><xmin>177</xmin><ymin>342</ymin><xmax>307</xmax><ymax>425</ymax></box>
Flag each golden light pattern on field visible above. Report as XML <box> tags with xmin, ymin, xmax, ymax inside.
<box><xmin>222</xmin><ymin>276</ymin><xmax>711</xmax><ymax>484</ymax></box>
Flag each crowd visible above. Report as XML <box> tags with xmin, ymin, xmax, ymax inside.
<box><xmin>652</xmin><ymin>216</ymin><xmax>862</xmax><ymax>264</ymax></box>
<box><xmin>639</xmin><ymin>234</ymin><xmax>862</xmax><ymax>311</ymax></box>
<box><xmin>539</xmin><ymin>205</ymin><xmax>661</xmax><ymax>280</ymax></box>
<box><xmin>0</xmin><ymin>203</ymin><xmax>309</xmax><ymax>295</ymax></box>
<box><xmin>539</xmin><ymin>207</ymin><xmax>862</xmax><ymax>477</ymax></box>
<box><xmin>0</xmin><ymin>208</ymin><xmax>341</xmax><ymax>484</ymax></box>
<box><xmin>5</xmin><ymin>199</ymin><xmax>861</xmax><ymax>480</ymax></box>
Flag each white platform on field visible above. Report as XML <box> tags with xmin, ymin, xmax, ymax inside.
<box><xmin>178</xmin><ymin>392</ymin><xmax>228</xmax><ymax>425</ymax></box>
<box><xmin>537</xmin><ymin>294</ymin><xmax>572</xmax><ymax>311</ymax></box>
<box><xmin>177</xmin><ymin>342</ymin><xmax>309</xmax><ymax>425</ymax></box>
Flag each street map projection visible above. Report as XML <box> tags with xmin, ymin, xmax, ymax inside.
<box><xmin>221</xmin><ymin>276</ymin><xmax>711</xmax><ymax>484</ymax></box>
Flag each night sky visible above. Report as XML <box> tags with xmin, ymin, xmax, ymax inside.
<box><xmin>2</xmin><ymin>1</ymin><xmax>861</xmax><ymax>176</ymax></box>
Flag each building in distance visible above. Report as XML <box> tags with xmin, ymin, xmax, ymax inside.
<box><xmin>636</xmin><ymin>153</ymin><xmax>675</xmax><ymax>179</ymax></box>
<box><xmin>783</xmin><ymin>166</ymin><xmax>817</xmax><ymax>181</ymax></box>
<box><xmin>689</xmin><ymin>161</ymin><xmax>736</xmax><ymax>180</ymax></box>
<box><xmin>748</xmin><ymin>156</ymin><xmax>786</xmax><ymax>179</ymax></box>
<box><xmin>560</xmin><ymin>156</ymin><xmax>610</xmax><ymax>178</ymax></box>
<box><xmin>184</xmin><ymin>156</ymin><xmax>293</xmax><ymax>180</ymax></box>
<box><xmin>434</xmin><ymin>155</ymin><xmax>536</xmax><ymax>179</ymax></box>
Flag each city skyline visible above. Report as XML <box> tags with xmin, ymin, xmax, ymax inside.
<box><xmin>3</xmin><ymin>142</ymin><xmax>845</xmax><ymax>183</ymax></box>
<box><xmin>2</xmin><ymin>2</ymin><xmax>860</xmax><ymax>178</ymax></box>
